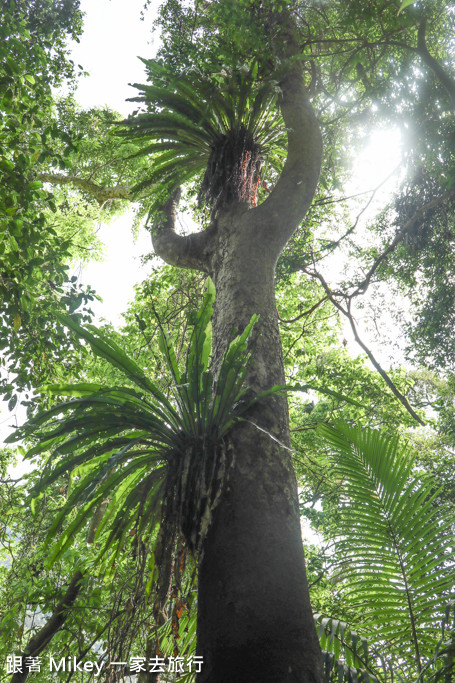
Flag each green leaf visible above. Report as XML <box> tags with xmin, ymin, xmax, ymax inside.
<box><xmin>398</xmin><ymin>0</ymin><xmax>417</xmax><ymax>14</ymax></box>
<box><xmin>318</xmin><ymin>422</ymin><xmax>454</xmax><ymax>671</ymax></box>
<box><xmin>55</xmin><ymin>312</ymin><xmax>179</xmax><ymax>418</ymax></box>
<box><xmin>27</xmin><ymin>180</ymin><xmax>43</xmax><ymax>190</ymax></box>
<box><xmin>158</xmin><ymin>327</ymin><xmax>180</xmax><ymax>385</ymax></box>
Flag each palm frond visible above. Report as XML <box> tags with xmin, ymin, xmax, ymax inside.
<box><xmin>318</xmin><ymin>423</ymin><xmax>455</xmax><ymax>677</ymax></box>
<box><xmin>314</xmin><ymin>613</ymin><xmax>384</xmax><ymax>683</ymax></box>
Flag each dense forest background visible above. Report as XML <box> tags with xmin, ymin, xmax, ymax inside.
<box><xmin>1</xmin><ymin>0</ymin><xmax>454</xmax><ymax>681</ymax></box>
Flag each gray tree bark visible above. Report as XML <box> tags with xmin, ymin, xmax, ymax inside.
<box><xmin>194</xmin><ymin>202</ymin><xmax>322</xmax><ymax>682</ymax></box>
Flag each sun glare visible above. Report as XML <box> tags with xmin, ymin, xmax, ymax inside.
<box><xmin>349</xmin><ymin>127</ymin><xmax>403</xmax><ymax>195</ymax></box>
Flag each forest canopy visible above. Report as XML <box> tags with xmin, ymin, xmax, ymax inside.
<box><xmin>1</xmin><ymin>1</ymin><xmax>454</xmax><ymax>682</ymax></box>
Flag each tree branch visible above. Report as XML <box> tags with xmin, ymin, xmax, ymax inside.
<box><xmin>352</xmin><ymin>188</ymin><xmax>455</xmax><ymax>297</ymax></box>
<box><xmin>10</xmin><ymin>571</ymin><xmax>84</xmax><ymax>683</ymax></box>
<box><xmin>307</xmin><ymin>268</ymin><xmax>425</xmax><ymax>425</ymax></box>
<box><xmin>151</xmin><ymin>188</ymin><xmax>214</xmax><ymax>273</ymax></box>
<box><xmin>37</xmin><ymin>173</ymin><xmax>132</xmax><ymax>204</ymax></box>
<box><xmin>254</xmin><ymin>11</ymin><xmax>322</xmax><ymax>254</ymax></box>
<box><xmin>278</xmin><ymin>296</ymin><xmax>328</xmax><ymax>324</ymax></box>
<box><xmin>417</xmin><ymin>18</ymin><xmax>455</xmax><ymax>109</ymax></box>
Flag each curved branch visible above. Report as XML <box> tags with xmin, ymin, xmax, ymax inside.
<box><xmin>254</xmin><ymin>11</ymin><xmax>322</xmax><ymax>254</ymax></box>
<box><xmin>37</xmin><ymin>173</ymin><xmax>132</xmax><ymax>204</ymax></box>
<box><xmin>344</xmin><ymin>303</ymin><xmax>424</xmax><ymax>425</ymax></box>
<box><xmin>417</xmin><ymin>18</ymin><xmax>455</xmax><ymax>109</ymax></box>
<box><xmin>308</xmin><ymin>268</ymin><xmax>425</xmax><ymax>426</ymax></box>
<box><xmin>278</xmin><ymin>296</ymin><xmax>328</xmax><ymax>324</ymax></box>
<box><xmin>151</xmin><ymin>189</ymin><xmax>214</xmax><ymax>273</ymax></box>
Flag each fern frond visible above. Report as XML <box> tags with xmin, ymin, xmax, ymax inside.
<box><xmin>319</xmin><ymin>423</ymin><xmax>455</xmax><ymax>677</ymax></box>
<box><xmin>117</xmin><ymin>60</ymin><xmax>285</xmax><ymax>216</ymax></box>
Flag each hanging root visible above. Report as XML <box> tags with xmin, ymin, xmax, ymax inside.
<box><xmin>151</xmin><ymin>437</ymin><xmax>234</xmax><ymax>655</ymax></box>
<box><xmin>161</xmin><ymin>437</ymin><xmax>234</xmax><ymax>557</ymax></box>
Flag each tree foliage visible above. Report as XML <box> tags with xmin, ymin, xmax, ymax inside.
<box><xmin>1</xmin><ymin>0</ymin><xmax>455</xmax><ymax>681</ymax></box>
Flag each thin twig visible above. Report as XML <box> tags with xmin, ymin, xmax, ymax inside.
<box><xmin>351</xmin><ymin>188</ymin><xmax>455</xmax><ymax>297</ymax></box>
<box><xmin>306</xmin><ymin>268</ymin><xmax>425</xmax><ymax>425</ymax></box>
<box><xmin>278</xmin><ymin>296</ymin><xmax>328</xmax><ymax>324</ymax></box>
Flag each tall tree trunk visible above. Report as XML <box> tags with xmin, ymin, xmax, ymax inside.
<box><xmin>195</xmin><ymin>205</ymin><xmax>323</xmax><ymax>682</ymax></box>
<box><xmin>150</xmin><ymin>10</ymin><xmax>323</xmax><ymax>680</ymax></box>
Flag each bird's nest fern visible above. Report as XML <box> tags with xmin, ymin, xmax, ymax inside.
<box><xmin>8</xmin><ymin>279</ymin><xmax>282</xmax><ymax>645</ymax></box>
<box><xmin>117</xmin><ymin>60</ymin><xmax>286</xmax><ymax>217</ymax></box>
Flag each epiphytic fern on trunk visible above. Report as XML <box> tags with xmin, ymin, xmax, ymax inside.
<box><xmin>117</xmin><ymin>60</ymin><xmax>285</xmax><ymax>217</ymax></box>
